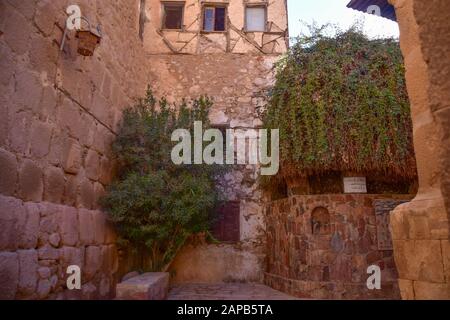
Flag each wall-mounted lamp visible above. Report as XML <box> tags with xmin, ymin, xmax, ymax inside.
<box><xmin>60</xmin><ymin>16</ymin><xmax>102</xmax><ymax>57</ymax></box>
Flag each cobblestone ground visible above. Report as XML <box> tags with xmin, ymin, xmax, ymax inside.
<box><xmin>168</xmin><ymin>283</ymin><xmax>298</xmax><ymax>300</ymax></box>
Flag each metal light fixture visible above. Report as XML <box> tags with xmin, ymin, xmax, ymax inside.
<box><xmin>60</xmin><ymin>16</ymin><xmax>102</xmax><ymax>57</ymax></box>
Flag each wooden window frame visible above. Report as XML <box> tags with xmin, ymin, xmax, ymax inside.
<box><xmin>161</xmin><ymin>1</ymin><xmax>185</xmax><ymax>31</ymax></box>
<box><xmin>212</xmin><ymin>201</ymin><xmax>240</xmax><ymax>243</ymax></box>
<box><xmin>138</xmin><ymin>0</ymin><xmax>147</xmax><ymax>41</ymax></box>
<box><xmin>244</xmin><ymin>4</ymin><xmax>268</xmax><ymax>32</ymax></box>
<box><xmin>201</xmin><ymin>3</ymin><xmax>228</xmax><ymax>33</ymax></box>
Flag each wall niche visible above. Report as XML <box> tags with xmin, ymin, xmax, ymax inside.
<box><xmin>311</xmin><ymin>206</ymin><xmax>331</xmax><ymax>235</ymax></box>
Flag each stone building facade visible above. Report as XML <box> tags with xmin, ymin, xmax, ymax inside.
<box><xmin>141</xmin><ymin>0</ymin><xmax>289</xmax><ymax>283</ymax></box>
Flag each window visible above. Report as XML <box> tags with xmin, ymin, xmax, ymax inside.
<box><xmin>245</xmin><ymin>6</ymin><xmax>266</xmax><ymax>32</ymax></box>
<box><xmin>203</xmin><ymin>6</ymin><xmax>226</xmax><ymax>32</ymax></box>
<box><xmin>138</xmin><ymin>0</ymin><xmax>146</xmax><ymax>40</ymax></box>
<box><xmin>212</xmin><ymin>201</ymin><xmax>240</xmax><ymax>242</ymax></box>
<box><xmin>162</xmin><ymin>2</ymin><xmax>184</xmax><ymax>30</ymax></box>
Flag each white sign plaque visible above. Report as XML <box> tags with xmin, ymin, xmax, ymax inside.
<box><xmin>343</xmin><ymin>177</ymin><xmax>367</xmax><ymax>193</ymax></box>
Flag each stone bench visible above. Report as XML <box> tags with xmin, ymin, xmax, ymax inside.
<box><xmin>116</xmin><ymin>272</ymin><xmax>169</xmax><ymax>300</ymax></box>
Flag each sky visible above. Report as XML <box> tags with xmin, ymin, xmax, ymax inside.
<box><xmin>287</xmin><ymin>0</ymin><xmax>400</xmax><ymax>41</ymax></box>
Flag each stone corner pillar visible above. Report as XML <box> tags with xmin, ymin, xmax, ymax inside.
<box><xmin>388</xmin><ymin>0</ymin><xmax>450</xmax><ymax>300</ymax></box>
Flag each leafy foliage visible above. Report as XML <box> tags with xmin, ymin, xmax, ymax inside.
<box><xmin>262</xmin><ymin>25</ymin><xmax>416</xmax><ymax>180</ymax></box>
<box><xmin>101</xmin><ymin>88</ymin><xmax>221</xmax><ymax>271</ymax></box>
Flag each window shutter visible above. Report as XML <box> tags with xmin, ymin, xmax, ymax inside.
<box><xmin>164</xmin><ymin>5</ymin><xmax>183</xmax><ymax>29</ymax></box>
<box><xmin>246</xmin><ymin>7</ymin><xmax>266</xmax><ymax>32</ymax></box>
<box><xmin>212</xmin><ymin>201</ymin><xmax>240</xmax><ymax>242</ymax></box>
<box><xmin>203</xmin><ymin>7</ymin><xmax>215</xmax><ymax>31</ymax></box>
<box><xmin>214</xmin><ymin>7</ymin><xmax>226</xmax><ymax>31</ymax></box>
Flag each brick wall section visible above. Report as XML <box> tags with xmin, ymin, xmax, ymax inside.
<box><xmin>264</xmin><ymin>194</ymin><xmax>413</xmax><ymax>299</ymax></box>
<box><xmin>0</xmin><ymin>0</ymin><xmax>151</xmax><ymax>299</ymax></box>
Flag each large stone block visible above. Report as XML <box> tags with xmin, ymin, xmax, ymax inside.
<box><xmin>38</xmin><ymin>86</ymin><xmax>58</xmax><ymax>120</ymax></box>
<box><xmin>39</xmin><ymin>203</ymin><xmax>60</xmax><ymax>234</ymax></box>
<box><xmin>91</xmin><ymin>95</ymin><xmax>113</xmax><ymax>128</ymax></box>
<box><xmin>393</xmin><ymin>239</ymin><xmax>445</xmax><ymax>283</ymax></box>
<box><xmin>3</xmin><ymin>6</ymin><xmax>32</xmax><ymax>55</ymax></box>
<box><xmin>34</xmin><ymin>0</ymin><xmax>59</xmax><ymax>37</ymax></box>
<box><xmin>413</xmin><ymin>281</ymin><xmax>450</xmax><ymax>300</ymax></box>
<box><xmin>29</xmin><ymin>120</ymin><xmax>52</xmax><ymax>159</ymax></box>
<box><xmin>0</xmin><ymin>148</ymin><xmax>17</xmax><ymax>195</ymax></box>
<box><xmin>6</xmin><ymin>0</ymin><xmax>35</xmax><ymax>19</ymax></box>
<box><xmin>13</xmin><ymin>69</ymin><xmax>43</xmax><ymax>111</ymax></box>
<box><xmin>58</xmin><ymin>97</ymin><xmax>83</xmax><ymax>139</ymax></box>
<box><xmin>0</xmin><ymin>43</ymin><xmax>15</xmax><ymax>87</ymax></box>
<box><xmin>0</xmin><ymin>195</ymin><xmax>23</xmax><ymax>251</ymax></box>
<box><xmin>63</xmin><ymin>174</ymin><xmax>78</xmax><ymax>206</ymax></box>
<box><xmin>79</xmin><ymin>113</ymin><xmax>95</xmax><ymax>148</ymax></box>
<box><xmin>0</xmin><ymin>252</ymin><xmax>19</xmax><ymax>299</ymax></box>
<box><xmin>116</xmin><ymin>273</ymin><xmax>169</xmax><ymax>300</ymax></box>
<box><xmin>37</xmin><ymin>279</ymin><xmax>51</xmax><ymax>299</ymax></box>
<box><xmin>44</xmin><ymin>166</ymin><xmax>65</xmax><ymax>203</ymax></box>
<box><xmin>398</xmin><ymin>279</ymin><xmax>415</xmax><ymax>300</ymax></box>
<box><xmin>9</xmin><ymin>110</ymin><xmax>32</xmax><ymax>155</ymax></box>
<box><xmin>92</xmin><ymin>125</ymin><xmax>109</xmax><ymax>155</ymax></box>
<box><xmin>61</xmin><ymin>138</ymin><xmax>82</xmax><ymax>174</ymax></box>
<box><xmin>19</xmin><ymin>159</ymin><xmax>43</xmax><ymax>202</ymax></box>
<box><xmin>84</xmin><ymin>246</ymin><xmax>102</xmax><ymax>280</ymax></box>
<box><xmin>19</xmin><ymin>202</ymin><xmax>40</xmax><ymax>249</ymax></box>
<box><xmin>60</xmin><ymin>246</ymin><xmax>84</xmax><ymax>271</ymax></box>
<box><xmin>79</xmin><ymin>208</ymin><xmax>95</xmax><ymax>245</ymax></box>
<box><xmin>85</xmin><ymin>149</ymin><xmax>100</xmax><ymax>181</ymax></box>
<box><xmin>77</xmin><ymin>178</ymin><xmax>95</xmax><ymax>209</ymax></box>
<box><xmin>17</xmin><ymin>249</ymin><xmax>38</xmax><ymax>296</ymax></box>
<box><xmin>92</xmin><ymin>211</ymin><xmax>107</xmax><ymax>245</ymax></box>
<box><xmin>57</xmin><ymin>206</ymin><xmax>79</xmax><ymax>246</ymax></box>
<box><xmin>29</xmin><ymin>32</ymin><xmax>58</xmax><ymax>76</ymax></box>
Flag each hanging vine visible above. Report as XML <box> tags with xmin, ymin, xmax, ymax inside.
<box><xmin>262</xmin><ymin>25</ymin><xmax>416</xmax><ymax>182</ymax></box>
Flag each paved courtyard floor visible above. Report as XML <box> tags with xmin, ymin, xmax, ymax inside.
<box><xmin>168</xmin><ymin>283</ymin><xmax>298</xmax><ymax>300</ymax></box>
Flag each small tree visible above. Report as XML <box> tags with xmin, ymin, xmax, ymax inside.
<box><xmin>102</xmin><ymin>88</ymin><xmax>221</xmax><ymax>271</ymax></box>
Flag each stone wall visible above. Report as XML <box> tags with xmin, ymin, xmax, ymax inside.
<box><xmin>0</xmin><ymin>0</ymin><xmax>152</xmax><ymax>299</ymax></box>
<box><xmin>265</xmin><ymin>194</ymin><xmax>413</xmax><ymax>299</ymax></box>
<box><xmin>0</xmin><ymin>194</ymin><xmax>116</xmax><ymax>299</ymax></box>
<box><xmin>388</xmin><ymin>0</ymin><xmax>450</xmax><ymax>299</ymax></box>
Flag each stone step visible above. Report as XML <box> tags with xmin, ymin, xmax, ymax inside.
<box><xmin>116</xmin><ymin>272</ymin><xmax>169</xmax><ymax>300</ymax></box>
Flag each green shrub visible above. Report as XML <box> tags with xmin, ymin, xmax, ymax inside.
<box><xmin>101</xmin><ymin>88</ymin><xmax>221</xmax><ymax>271</ymax></box>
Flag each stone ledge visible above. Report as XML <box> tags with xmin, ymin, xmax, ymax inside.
<box><xmin>116</xmin><ymin>272</ymin><xmax>169</xmax><ymax>300</ymax></box>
